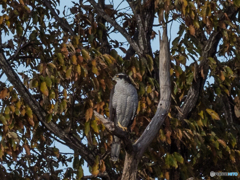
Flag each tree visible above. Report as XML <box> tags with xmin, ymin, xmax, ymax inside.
<box><xmin>0</xmin><ymin>0</ymin><xmax>240</xmax><ymax>179</ymax></box>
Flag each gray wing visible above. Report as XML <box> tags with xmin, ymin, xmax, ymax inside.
<box><xmin>120</xmin><ymin>88</ymin><xmax>138</xmax><ymax>127</ymax></box>
<box><xmin>109</xmin><ymin>85</ymin><xmax>116</xmax><ymax>122</ymax></box>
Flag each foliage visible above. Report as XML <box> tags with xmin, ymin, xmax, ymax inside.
<box><xmin>0</xmin><ymin>0</ymin><xmax>240</xmax><ymax>179</ymax></box>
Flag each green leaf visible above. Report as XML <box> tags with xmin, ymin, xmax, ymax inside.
<box><xmin>84</xmin><ymin>121</ymin><xmax>90</xmax><ymax>136</ymax></box>
<box><xmin>77</xmin><ymin>166</ymin><xmax>83</xmax><ymax>180</ymax></box>
<box><xmin>91</xmin><ymin>120</ymin><xmax>99</xmax><ymax>133</ymax></box>
<box><xmin>173</xmin><ymin>152</ymin><xmax>184</xmax><ymax>164</ymax></box>
<box><xmin>0</xmin><ymin>114</ymin><xmax>7</xmax><ymax>125</ymax></box>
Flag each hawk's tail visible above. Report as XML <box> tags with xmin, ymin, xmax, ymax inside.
<box><xmin>111</xmin><ymin>135</ymin><xmax>121</xmax><ymax>161</ymax></box>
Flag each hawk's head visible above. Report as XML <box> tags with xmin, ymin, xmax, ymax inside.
<box><xmin>112</xmin><ymin>73</ymin><xmax>132</xmax><ymax>84</ymax></box>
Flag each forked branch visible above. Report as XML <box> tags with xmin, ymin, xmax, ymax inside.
<box><xmin>134</xmin><ymin>25</ymin><xmax>171</xmax><ymax>157</ymax></box>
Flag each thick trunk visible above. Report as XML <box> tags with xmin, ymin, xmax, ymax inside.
<box><xmin>121</xmin><ymin>153</ymin><xmax>139</xmax><ymax>180</ymax></box>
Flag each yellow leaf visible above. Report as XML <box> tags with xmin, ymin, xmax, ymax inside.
<box><xmin>63</xmin><ymin>89</ymin><xmax>67</xmax><ymax>99</ymax></box>
<box><xmin>40</xmin><ymin>82</ymin><xmax>49</xmax><ymax>96</ymax></box>
<box><xmin>82</xmin><ymin>49</ymin><xmax>90</xmax><ymax>61</ymax></box>
<box><xmin>47</xmin><ymin>114</ymin><xmax>52</xmax><ymax>123</ymax></box>
<box><xmin>198</xmin><ymin>110</ymin><xmax>204</xmax><ymax>119</ymax></box>
<box><xmin>91</xmin><ymin>120</ymin><xmax>99</xmax><ymax>133</ymax></box>
<box><xmin>47</xmin><ymin>62</ymin><xmax>56</xmax><ymax>69</ymax></box>
<box><xmin>91</xmin><ymin>59</ymin><xmax>97</xmax><ymax>66</ymax></box>
<box><xmin>92</xmin><ymin>66</ymin><xmax>99</xmax><ymax>75</ymax></box>
<box><xmin>0</xmin><ymin>114</ymin><xmax>7</xmax><ymax>125</ymax></box>
<box><xmin>91</xmin><ymin>160</ymin><xmax>99</xmax><ymax>176</ymax></box>
<box><xmin>57</xmin><ymin>53</ymin><xmax>64</xmax><ymax>66</ymax></box>
<box><xmin>21</xmin><ymin>109</ymin><xmax>26</xmax><ymax>116</ymax></box>
<box><xmin>4</xmin><ymin>106</ymin><xmax>10</xmax><ymax>115</ymax></box>
<box><xmin>71</xmin><ymin>55</ymin><xmax>77</xmax><ymax>65</ymax></box>
<box><xmin>26</xmin><ymin>106</ymin><xmax>33</xmax><ymax>118</ymax></box>
<box><xmin>170</xmin><ymin>68</ymin><xmax>174</xmax><ymax>76</ymax></box>
<box><xmin>206</xmin><ymin>109</ymin><xmax>220</xmax><ymax>120</ymax></box>
<box><xmin>9</xmin><ymin>105</ymin><xmax>15</xmax><ymax>113</ymax></box>
<box><xmin>146</xmin><ymin>85</ymin><xmax>152</xmax><ymax>94</ymax></box>
<box><xmin>66</xmin><ymin>67</ymin><xmax>72</xmax><ymax>79</ymax></box>
<box><xmin>6</xmin><ymin>20</ymin><xmax>10</xmax><ymax>28</ymax></box>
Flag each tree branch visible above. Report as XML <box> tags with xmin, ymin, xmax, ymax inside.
<box><xmin>93</xmin><ymin>111</ymin><xmax>133</xmax><ymax>153</ymax></box>
<box><xmin>42</xmin><ymin>0</ymin><xmax>75</xmax><ymax>36</ymax></box>
<box><xmin>177</xmin><ymin>6</ymin><xmax>240</xmax><ymax>120</ymax></box>
<box><xmin>88</xmin><ymin>0</ymin><xmax>142</xmax><ymax>56</ymax></box>
<box><xmin>134</xmin><ymin>25</ymin><xmax>171</xmax><ymax>157</ymax></box>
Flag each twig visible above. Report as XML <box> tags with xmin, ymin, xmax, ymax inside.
<box><xmin>88</xmin><ymin>0</ymin><xmax>142</xmax><ymax>56</ymax></box>
<box><xmin>42</xmin><ymin>0</ymin><xmax>75</xmax><ymax>36</ymax></box>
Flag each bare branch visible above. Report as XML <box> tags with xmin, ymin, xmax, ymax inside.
<box><xmin>93</xmin><ymin>110</ymin><xmax>133</xmax><ymax>153</ymax></box>
<box><xmin>7</xmin><ymin>42</ymin><xmax>32</xmax><ymax>62</ymax></box>
<box><xmin>88</xmin><ymin>0</ymin><xmax>142</xmax><ymax>56</ymax></box>
<box><xmin>42</xmin><ymin>0</ymin><xmax>75</xmax><ymax>36</ymax></box>
<box><xmin>134</xmin><ymin>25</ymin><xmax>171</xmax><ymax>157</ymax></box>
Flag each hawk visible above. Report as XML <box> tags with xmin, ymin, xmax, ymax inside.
<box><xmin>109</xmin><ymin>73</ymin><xmax>138</xmax><ymax>161</ymax></box>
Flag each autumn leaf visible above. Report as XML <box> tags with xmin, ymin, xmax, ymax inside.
<box><xmin>27</xmin><ymin>117</ymin><xmax>35</xmax><ymax>126</ymax></box>
<box><xmin>82</xmin><ymin>49</ymin><xmax>90</xmax><ymax>60</ymax></box>
<box><xmin>0</xmin><ymin>114</ymin><xmax>7</xmax><ymax>125</ymax></box>
<box><xmin>217</xmin><ymin>139</ymin><xmax>226</xmax><ymax>147</ymax></box>
<box><xmin>91</xmin><ymin>120</ymin><xmax>99</xmax><ymax>133</ymax></box>
<box><xmin>100</xmin><ymin>160</ymin><xmax>106</xmax><ymax>173</ymax></box>
<box><xmin>66</xmin><ymin>67</ymin><xmax>72</xmax><ymax>80</ymax></box>
<box><xmin>84</xmin><ymin>121</ymin><xmax>90</xmax><ymax>136</ymax></box>
<box><xmin>40</xmin><ymin>82</ymin><xmax>49</xmax><ymax>96</ymax></box>
<box><xmin>206</xmin><ymin>109</ymin><xmax>220</xmax><ymax>120</ymax></box>
<box><xmin>85</xmin><ymin>108</ymin><xmax>93</xmax><ymax>122</ymax></box>
<box><xmin>77</xmin><ymin>166</ymin><xmax>83</xmax><ymax>179</ymax></box>
<box><xmin>0</xmin><ymin>88</ymin><xmax>8</xmax><ymax>99</ymax></box>
<box><xmin>220</xmin><ymin>71</ymin><xmax>225</xmax><ymax>81</ymax></box>
<box><xmin>71</xmin><ymin>55</ymin><xmax>77</xmax><ymax>65</ymax></box>
<box><xmin>91</xmin><ymin>156</ymin><xmax>99</xmax><ymax>176</ymax></box>
<box><xmin>189</xmin><ymin>25</ymin><xmax>195</xmax><ymax>36</ymax></box>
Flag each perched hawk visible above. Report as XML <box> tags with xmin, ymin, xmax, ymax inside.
<box><xmin>109</xmin><ymin>73</ymin><xmax>138</xmax><ymax>161</ymax></box>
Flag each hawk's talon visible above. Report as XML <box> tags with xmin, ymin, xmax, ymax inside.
<box><xmin>117</xmin><ymin>121</ymin><xmax>128</xmax><ymax>131</ymax></box>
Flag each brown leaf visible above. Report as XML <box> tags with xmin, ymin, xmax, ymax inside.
<box><xmin>234</xmin><ymin>106</ymin><xmax>240</xmax><ymax>118</ymax></box>
<box><xmin>27</xmin><ymin>117</ymin><xmax>35</xmax><ymax>126</ymax></box>
<box><xmin>77</xmin><ymin>55</ymin><xmax>84</xmax><ymax>63</ymax></box>
<box><xmin>220</xmin><ymin>71</ymin><xmax>225</xmax><ymax>81</ymax></box>
<box><xmin>85</xmin><ymin>108</ymin><xmax>93</xmax><ymax>122</ymax></box>
<box><xmin>200</xmin><ymin>67</ymin><xmax>205</xmax><ymax>79</ymax></box>
<box><xmin>100</xmin><ymin>160</ymin><xmax>106</xmax><ymax>173</ymax></box>
<box><xmin>0</xmin><ymin>89</ymin><xmax>8</xmax><ymax>99</ymax></box>
<box><xmin>189</xmin><ymin>25</ymin><xmax>195</xmax><ymax>36</ymax></box>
